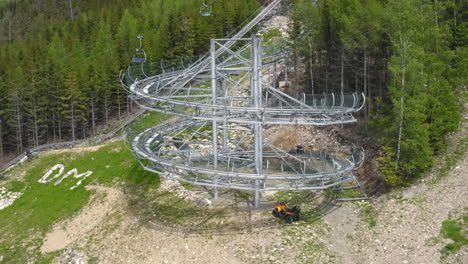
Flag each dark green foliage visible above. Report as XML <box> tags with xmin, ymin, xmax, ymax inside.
<box><xmin>290</xmin><ymin>0</ymin><xmax>464</xmax><ymax>186</ymax></box>
<box><xmin>377</xmin><ymin>0</ymin><xmax>463</xmax><ymax>185</ymax></box>
<box><xmin>0</xmin><ymin>0</ymin><xmax>260</xmax><ymax>157</ymax></box>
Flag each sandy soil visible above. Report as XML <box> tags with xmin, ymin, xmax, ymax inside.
<box><xmin>40</xmin><ymin>136</ymin><xmax>123</xmax><ymax>158</ymax></box>
<box><xmin>41</xmin><ymin>186</ymin><xmax>123</xmax><ymax>253</ymax></box>
<box><xmin>39</xmin><ymin>119</ymin><xmax>466</xmax><ymax>263</ymax></box>
<box><xmin>265</xmin><ymin>124</ymin><xmax>353</xmax><ymax>155</ymax></box>
<box><xmin>324</xmin><ymin>154</ymin><xmax>467</xmax><ymax>264</ymax></box>
<box><xmin>323</xmin><ymin>108</ymin><xmax>468</xmax><ymax>264</ymax></box>
<box><xmin>59</xmin><ymin>193</ymin><xmax>282</xmax><ymax>264</ymax></box>
<box><xmin>42</xmin><ymin>145</ymin><xmax>104</xmax><ymax>157</ymax></box>
<box><xmin>41</xmin><ymin>149</ymin><xmax>464</xmax><ymax>264</ymax></box>
<box><xmin>38</xmin><ymin>102</ymin><xmax>467</xmax><ymax>264</ymax></box>
<box><xmin>38</xmin><ymin>149</ymin><xmax>466</xmax><ymax>263</ymax></box>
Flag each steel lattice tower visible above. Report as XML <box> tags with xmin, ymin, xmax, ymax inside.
<box><xmin>123</xmin><ymin>0</ymin><xmax>366</xmax><ymax>207</ymax></box>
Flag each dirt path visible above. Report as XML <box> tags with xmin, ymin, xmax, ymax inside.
<box><xmin>67</xmin><ymin>198</ymin><xmax>287</xmax><ymax>264</ymax></box>
<box><xmin>323</xmin><ymin>112</ymin><xmax>468</xmax><ymax>264</ymax></box>
<box><xmin>41</xmin><ymin>121</ymin><xmax>466</xmax><ymax>264</ymax></box>
<box><xmin>43</xmin><ymin>140</ymin><xmax>466</xmax><ymax>263</ymax></box>
<box><xmin>323</xmin><ymin>154</ymin><xmax>467</xmax><ymax>264</ymax></box>
<box><xmin>41</xmin><ymin>186</ymin><xmax>123</xmax><ymax>253</ymax></box>
<box><xmin>43</xmin><ymin>147</ymin><xmax>466</xmax><ymax>263</ymax></box>
<box><xmin>41</xmin><ymin>107</ymin><xmax>466</xmax><ymax>264</ymax></box>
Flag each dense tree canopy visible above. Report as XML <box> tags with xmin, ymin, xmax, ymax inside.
<box><xmin>0</xmin><ymin>0</ymin><xmax>261</xmax><ymax>159</ymax></box>
<box><xmin>0</xmin><ymin>0</ymin><xmax>465</xmax><ymax>187</ymax></box>
<box><xmin>289</xmin><ymin>0</ymin><xmax>466</xmax><ymax>186</ymax></box>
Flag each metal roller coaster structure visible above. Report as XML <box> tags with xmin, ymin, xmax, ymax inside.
<box><xmin>122</xmin><ymin>0</ymin><xmax>366</xmax><ymax>207</ymax></box>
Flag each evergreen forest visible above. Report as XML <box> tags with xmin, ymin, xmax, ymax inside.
<box><xmin>0</xmin><ymin>0</ymin><xmax>260</xmax><ymax>156</ymax></box>
<box><xmin>0</xmin><ymin>0</ymin><xmax>466</xmax><ymax>187</ymax></box>
<box><xmin>288</xmin><ymin>0</ymin><xmax>466</xmax><ymax>186</ymax></box>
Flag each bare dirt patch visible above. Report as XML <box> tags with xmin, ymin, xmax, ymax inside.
<box><xmin>321</xmin><ymin>107</ymin><xmax>468</xmax><ymax>264</ymax></box>
<box><xmin>264</xmin><ymin>124</ymin><xmax>354</xmax><ymax>155</ymax></box>
<box><xmin>41</xmin><ymin>185</ymin><xmax>123</xmax><ymax>253</ymax></box>
<box><xmin>332</xmin><ymin>155</ymin><xmax>467</xmax><ymax>264</ymax></box>
<box><xmin>66</xmin><ymin>191</ymin><xmax>284</xmax><ymax>264</ymax></box>
<box><xmin>36</xmin><ymin>125</ymin><xmax>465</xmax><ymax>264</ymax></box>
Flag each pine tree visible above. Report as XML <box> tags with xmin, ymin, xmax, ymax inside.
<box><xmin>61</xmin><ymin>70</ymin><xmax>87</xmax><ymax>141</ymax></box>
<box><xmin>46</xmin><ymin>32</ymin><xmax>67</xmax><ymax>141</ymax></box>
<box><xmin>115</xmin><ymin>10</ymin><xmax>139</xmax><ymax>67</ymax></box>
<box><xmin>0</xmin><ymin>0</ymin><xmax>263</xmax><ymax>159</ymax></box>
<box><xmin>380</xmin><ymin>0</ymin><xmax>438</xmax><ymax>184</ymax></box>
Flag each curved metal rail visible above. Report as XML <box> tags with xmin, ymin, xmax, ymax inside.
<box><xmin>125</xmin><ymin>41</ymin><xmax>365</xmax><ymax>125</ymax></box>
<box><xmin>131</xmin><ymin>119</ymin><xmax>361</xmax><ymax>191</ymax></box>
<box><xmin>125</xmin><ymin>0</ymin><xmax>367</xmax><ymax>206</ymax></box>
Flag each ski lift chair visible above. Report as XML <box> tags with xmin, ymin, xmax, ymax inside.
<box><xmin>200</xmin><ymin>1</ymin><xmax>212</xmax><ymax>17</ymax></box>
<box><xmin>131</xmin><ymin>34</ymin><xmax>147</xmax><ymax>63</ymax></box>
<box><xmin>131</xmin><ymin>57</ymin><xmax>146</xmax><ymax>63</ymax></box>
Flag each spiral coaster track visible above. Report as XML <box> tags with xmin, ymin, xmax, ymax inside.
<box><xmin>123</xmin><ymin>0</ymin><xmax>366</xmax><ymax>207</ymax></box>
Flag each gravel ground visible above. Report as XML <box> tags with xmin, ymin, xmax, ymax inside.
<box><xmin>39</xmin><ymin>124</ymin><xmax>465</xmax><ymax>264</ymax></box>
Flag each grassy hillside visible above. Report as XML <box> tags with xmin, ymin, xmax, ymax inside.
<box><xmin>0</xmin><ymin>140</ymin><xmax>157</xmax><ymax>263</ymax></box>
<box><xmin>0</xmin><ymin>112</ymin><xmax>164</xmax><ymax>263</ymax></box>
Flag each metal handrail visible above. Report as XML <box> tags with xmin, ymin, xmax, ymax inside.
<box><xmin>0</xmin><ymin>110</ymin><xmax>145</xmax><ymax>174</ymax></box>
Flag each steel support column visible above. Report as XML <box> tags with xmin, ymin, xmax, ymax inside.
<box><xmin>222</xmin><ymin>79</ymin><xmax>228</xmax><ymax>151</ymax></box>
<box><xmin>211</xmin><ymin>39</ymin><xmax>219</xmax><ymax>199</ymax></box>
<box><xmin>252</xmin><ymin>37</ymin><xmax>263</xmax><ymax>207</ymax></box>
<box><xmin>273</xmin><ymin>62</ymin><xmax>277</xmax><ymax>88</ymax></box>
